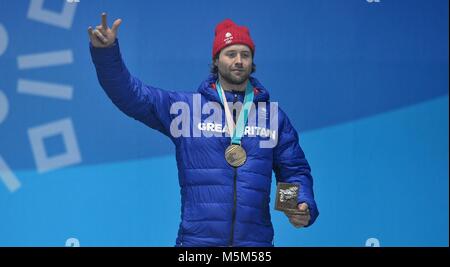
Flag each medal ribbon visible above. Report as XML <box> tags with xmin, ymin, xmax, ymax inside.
<box><xmin>216</xmin><ymin>80</ymin><xmax>254</xmax><ymax>145</ymax></box>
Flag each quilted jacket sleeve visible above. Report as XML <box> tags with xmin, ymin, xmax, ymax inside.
<box><xmin>89</xmin><ymin>39</ymin><xmax>176</xmax><ymax>138</ymax></box>
<box><xmin>273</xmin><ymin>108</ymin><xmax>319</xmax><ymax>227</ymax></box>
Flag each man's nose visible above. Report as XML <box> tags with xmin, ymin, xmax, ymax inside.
<box><xmin>235</xmin><ymin>54</ymin><xmax>242</xmax><ymax>64</ymax></box>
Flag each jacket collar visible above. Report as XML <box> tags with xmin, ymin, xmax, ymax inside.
<box><xmin>197</xmin><ymin>74</ymin><xmax>270</xmax><ymax>103</ymax></box>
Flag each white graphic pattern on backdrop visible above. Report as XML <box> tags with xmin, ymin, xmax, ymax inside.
<box><xmin>0</xmin><ymin>0</ymin><xmax>81</xmax><ymax>193</ymax></box>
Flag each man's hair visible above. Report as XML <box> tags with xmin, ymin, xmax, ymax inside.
<box><xmin>210</xmin><ymin>54</ymin><xmax>256</xmax><ymax>74</ymax></box>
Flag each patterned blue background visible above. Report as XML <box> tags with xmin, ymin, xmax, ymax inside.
<box><xmin>0</xmin><ymin>0</ymin><xmax>448</xmax><ymax>246</ymax></box>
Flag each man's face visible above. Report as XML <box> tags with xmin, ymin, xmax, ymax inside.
<box><xmin>215</xmin><ymin>44</ymin><xmax>253</xmax><ymax>85</ymax></box>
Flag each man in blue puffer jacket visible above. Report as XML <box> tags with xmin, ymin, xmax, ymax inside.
<box><xmin>88</xmin><ymin>13</ymin><xmax>318</xmax><ymax>247</ymax></box>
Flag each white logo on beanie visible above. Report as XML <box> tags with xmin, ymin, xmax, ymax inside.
<box><xmin>224</xmin><ymin>32</ymin><xmax>233</xmax><ymax>44</ymax></box>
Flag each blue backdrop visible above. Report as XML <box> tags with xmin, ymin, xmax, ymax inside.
<box><xmin>0</xmin><ymin>0</ymin><xmax>448</xmax><ymax>246</ymax></box>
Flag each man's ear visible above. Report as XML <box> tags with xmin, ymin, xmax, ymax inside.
<box><xmin>213</xmin><ymin>52</ymin><xmax>221</xmax><ymax>68</ymax></box>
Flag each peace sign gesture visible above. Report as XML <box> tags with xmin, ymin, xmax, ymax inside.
<box><xmin>88</xmin><ymin>12</ymin><xmax>122</xmax><ymax>48</ymax></box>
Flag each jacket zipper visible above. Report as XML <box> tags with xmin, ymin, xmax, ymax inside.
<box><xmin>229</xmin><ymin>167</ymin><xmax>237</xmax><ymax>246</ymax></box>
<box><xmin>229</xmin><ymin>93</ymin><xmax>239</xmax><ymax>247</ymax></box>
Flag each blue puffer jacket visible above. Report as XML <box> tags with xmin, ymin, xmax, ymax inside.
<box><xmin>90</xmin><ymin>40</ymin><xmax>318</xmax><ymax>247</ymax></box>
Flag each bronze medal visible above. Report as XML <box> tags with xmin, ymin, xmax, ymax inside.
<box><xmin>225</xmin><ymin>144</ymin><xmax>247</xmax><ymax>167</ymax></box>
<box><xmin>216</xmin><ymin>81</ymin><xmax>253</xmax><ymax>168</ymax></box>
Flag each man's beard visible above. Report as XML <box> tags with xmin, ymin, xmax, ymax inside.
<box><xmin>218</xmin><ymin>67</ymin><xmax>250</xmax><ymax>86</ymax></box>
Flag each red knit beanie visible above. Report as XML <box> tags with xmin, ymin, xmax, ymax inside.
<box><xmin>212</xmin><ymin>19</ymin><xmax>255</xmax><ymax>58</ymax></box>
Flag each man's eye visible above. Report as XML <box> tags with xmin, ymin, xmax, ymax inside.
<box><xmin>227</xmin><ymin>53</ymin><xmax>236</xmax><ymax>57</ymax></box>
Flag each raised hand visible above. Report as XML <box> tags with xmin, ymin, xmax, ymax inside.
<box><xmin>88</xmin><ymin>12</ymin><xmax>122</xmax><ymax>48</ymax></box>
